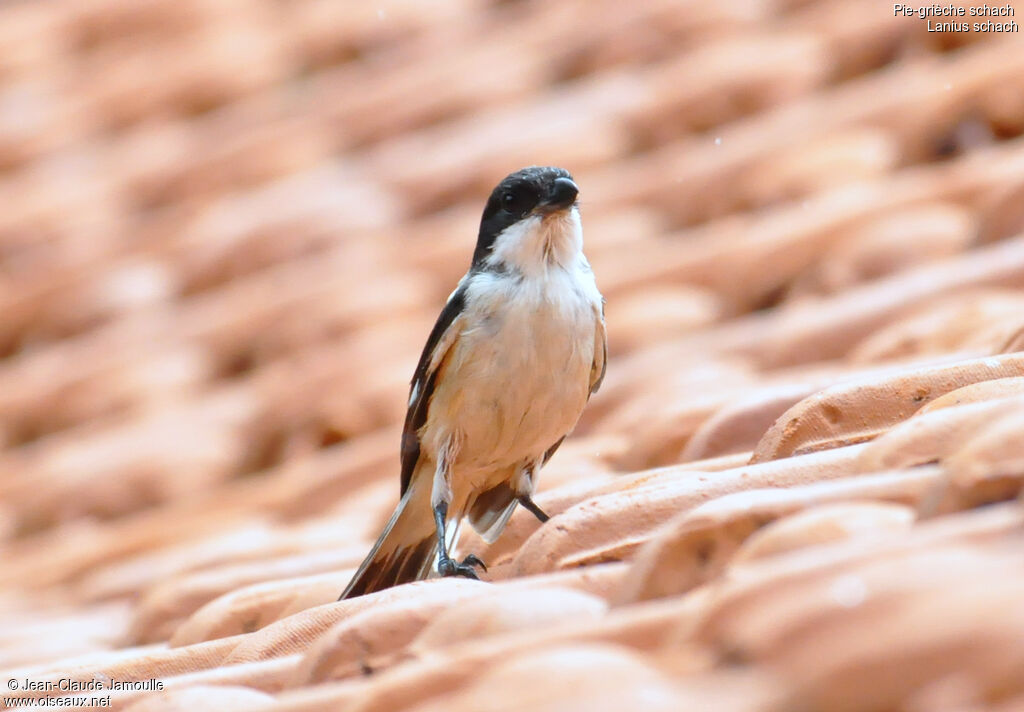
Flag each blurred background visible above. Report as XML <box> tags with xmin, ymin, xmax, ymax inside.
<box><xmin>3</xmin><ymin>0</ymin><xmax>1024</xmax><ymax>705</ymax></box>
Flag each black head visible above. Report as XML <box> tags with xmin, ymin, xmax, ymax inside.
<box><xmin>472</xmin><ymin>166</ymin><xmax>579</xmax><ymax>266</ymax></box>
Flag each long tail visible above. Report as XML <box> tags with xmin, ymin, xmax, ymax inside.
<box><xmin>339</xmin><ymin>474</ymin><xmax>439</xmax><ymax>599</ymax></box>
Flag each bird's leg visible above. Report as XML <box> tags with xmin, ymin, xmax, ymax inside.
<box><xmin>431</xmin><ymin>445</ymin><xmax>485</xmax><ymax>579</ymax></box>
<box><xmin>515</xmin><ymin>463</ymin><xmax>550</xmax><ymax>523</ymax></box>
<box><xmin>433</xmin><ymin>501</ymin><xmax>486</xmax><ymax>578</ymax></box>
<box><xmin>516</xmin><ymin>493</ymin><xmax>550</xmax><ymax>523</ymax></box>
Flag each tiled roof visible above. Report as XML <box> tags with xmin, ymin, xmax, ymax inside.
<box><xmin>2</xmin><ymin>0</ymin><xmax>1024</xmax><ymax>709</ymax></box>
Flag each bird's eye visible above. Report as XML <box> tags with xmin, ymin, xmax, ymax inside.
<box><xmin>501</xmin><ymin>189</ymin><xmax>533</xmax><ymax>215</ymax></box>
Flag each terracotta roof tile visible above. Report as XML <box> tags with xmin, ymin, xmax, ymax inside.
<box><xmin>3</xmin><ymin>0</ymin><xmax>1024</xmax><ymax>709</ymax></box>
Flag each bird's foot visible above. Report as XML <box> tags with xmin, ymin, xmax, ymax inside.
<box><xmin>437</xmin><ymin>553</ymin><xmax>487</xmax><ymax>579</ymax></box>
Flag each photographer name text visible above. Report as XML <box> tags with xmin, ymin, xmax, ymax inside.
<box><xmin>8</xmin><ymin>678</ymin><xmax>163</xmax><ymax>692</ymax></box>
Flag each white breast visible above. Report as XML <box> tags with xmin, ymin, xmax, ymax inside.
<box><xmin>425</xmin><ymin>258</ymin><xmax>602</xmax><ymax>475</ymax></box>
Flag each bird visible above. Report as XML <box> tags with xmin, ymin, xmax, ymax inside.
<box><xmin>339</xmin><ymin>165</ymin><xmax>606</xmax><ymax>599</ymax></box>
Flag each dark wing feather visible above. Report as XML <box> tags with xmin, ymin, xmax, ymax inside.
<box><xmin>590</xmin><ymin>302</ymin><xmax>607</xmax><ymax>396</ymax></box>
<box><xmin>400</xmin><ymin>284</ymin><xmax>467</xmax><ymax>495</ymax></box>
<box><xmin>540</xmin><ymin>435</ymin><xmax>567</xmax><ymax>466</ymax></box>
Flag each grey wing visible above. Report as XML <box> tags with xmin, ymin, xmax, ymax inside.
<box><xmin>400</xmin><ymin>284</ymin><xmax>467</xmax><ymax>496</ymax></box>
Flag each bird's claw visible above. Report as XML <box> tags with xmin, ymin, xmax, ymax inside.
<box><xmin>461</xmin><ymin>553</ymin><xmax>487</xmax><ymax>572</ymax></box>
<box><xmin>437</xmin><ymin>553</ymin><xmax>487</xmax><ymax>579</ymax></box>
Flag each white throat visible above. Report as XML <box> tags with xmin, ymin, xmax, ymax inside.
<box><xmin>484</xmin><ymin>207</ymin><xmax>583</xmax><ymax>276</ymax></box>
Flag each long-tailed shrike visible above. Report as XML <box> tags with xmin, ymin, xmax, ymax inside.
<box><xmin>340</xmin><ymin>166</ymin><xmax>606</xmax><ymax>599</ymax></box>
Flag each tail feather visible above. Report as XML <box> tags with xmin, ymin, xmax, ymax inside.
<box><xmin>466</xmin><ymin>465</ymin><xmax>523</xmax><ymax>544</ymax></box>
<box><xmin>466</xmin><ymin>480</ymin><xmax>519</xmax><ymax>544</ymax></box>
<box><xmin>340</xmin><ymin>476</ymin><xmax>438</xmax><ymax>599</ymax></box>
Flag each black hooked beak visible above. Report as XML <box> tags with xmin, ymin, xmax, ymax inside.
<box><xmin>539</xmin><ymin>177</ymin><xmax>579</xmax><ymax>213</ymax></box>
